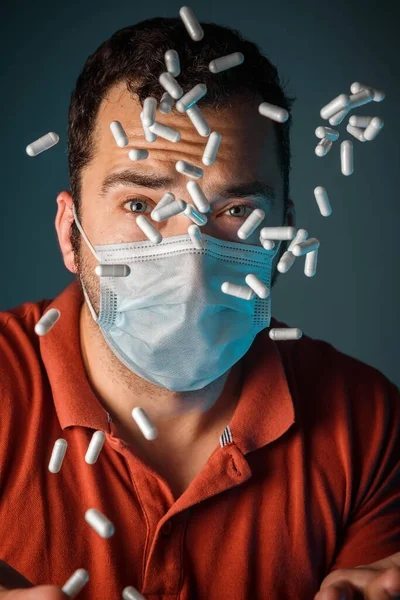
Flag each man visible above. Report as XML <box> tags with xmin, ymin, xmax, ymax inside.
<box><xmin>0</xmin><ymin>15</ymin><xmax>399</xmax><ymax>600</ymax></box>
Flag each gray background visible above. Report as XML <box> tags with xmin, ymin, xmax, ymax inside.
<box><xmin>1</xmin><ymin>0</ymin><xmax>399</xmax><ymax>387</ymax></box>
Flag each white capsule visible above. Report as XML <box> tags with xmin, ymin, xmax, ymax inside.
<box><xmin>35</xmin><ymin>308</ymin><xmax>61</xmax><ymax>336</ymax></box>
<box><xmin>165</xmin><ymin>49</ymin><xmax>181</xmax><ymax>77</ymax></box>
<box><xmin>132</xmin><ymin>407</ymin><xmax>158</xmax><ymax>440</ymax></box>
<box><xmin>184</xmin><ymin>204</ymin><xmax>208</xmax><ymax>226</ymax></box>
<box><xmin>292</xmin><ymin>238</ymin><xmax>320</xmax><ymax>257</ymax></box>
<box><xmin>313</xmin><ymin>186</ymin><xmax>332</xmax><ymax>217</ymax></box>
<box><xmin>176</xmin><ymin>83</ymin><xmax>207</xmax><ymax>112</ymax></box>
<box><xmin>260</xmin><ymin>226</ymin><xmax>296</xmax><ymax>240</ymax></box>
<box><xmin>202</xmin><ymin>131</ymin><xmax>222</xmax><ymax>165</ymax></box>
<box><xmin>159</xmin><ymin>92</ymin><xmax>174</xmax><ymax>114</ymax></box>
<box><xmin>346</xmin><ymin>124</ymin><xmax>366</xmax><ymax>142</ymax></box>
<box><xmin>349</xmin><ymin>115</ymin><xmax>373</xmax><ymax>128</ymax></box>
<box><xmin>159</xmin><ymin>72</ymin><xmax>184</xmax><ymax>99</ymax></box>
<box><xmin>186</xmin><ymin>105</ymin><xmax>211</xmax><ymax>137</ymax></box>
<box><xmin>151</xmin><ymin>199</ymin><xmax>187</xmax><ymax>222</ymax></box>
<box><xmin>186</xmin><ymin>180</ymin><xmax>210</xmax><ymax>213</ymax></box>
<box><xmin>61</xmin><ymin>569</ymin><xmax>89</xmax><ymax>599</ymax></box>
<box><xmin>140</xmin><ymin>112</ymin><xmax>157</xmax><ymax>142</ymax></box>
<box><xmin>304</xmin><ymin>249</ymin><xmax>318</xmax><ymax>278</ymax></box>
<box><xmin>109</xmin><ymin>121</ymin><xmax>129</xmax><ymax>147</ymax></box>
<box><xmin>122</xmin><ymin>586</ymin><xmax>146</xmax><ymax>600</ymax></box>
<box><xmin>179</xmin><ymin>6</ymin><xmax>204</xmax><ymax>41</ymax></box>
<box><xmin>288</xmin><ymin>228</ymin><xmax>308</xmax><ymax>252</ymax></box>
<box><xmin>363</xmin><ymin>117</ymin><xmax>384</xmax><ymax>141</ymax></box>
<box><xmin>269</xmin><ymin>328</ymin><xmax>302</xmax><ymax>341</ymax></box>
<box><xmin>136</xmin><ymin>215</ymin><xmax>163</xmax><ymax>244</ymax></box>
<box><xmin>26</xmin><ymin>132</ymin><xmax>59</xmax><ymax>157</ymax></box>
<box><xmin>95</xmin><ymin>264</ymin><xmax>131</xmax><ymax>277</ymax></box>
<box><xmin>85</xmin><ymin>508</ymin><xmax>115</xmax><ymax>538</ymax></box>
<box><xmin>48</xmin><ymin>438</ymin><xmax>68</xmax><ymax>473</ymax></box>
<box><xmin>348</xmin><ymin>88</ymin><xmax>374</xmax><ymax>109</ymax></box>
<box><xmin>245</xmin><ymin>274</ymin><xmax>270</xmax><ymax>299</ymax></box>
<box><xmin>315</xmin><ymin>138</ymin><xmax>333</xmax><ymax>157</ymax></box>
<box><xmin>258</xmin><ymin>102</ymin><xmax>289</xmax><ymax>123</ymax></box>
<box><xmin>350</xmin><ymin>82</ymin><xmax>385</xmax><ymax>102</ymax></box>
<box><xmin>315</xmin><ymin>126</ymin><xmax>339</xmax><ymax>141</ymax></box>
<box><xmin>320</xmin><ymin>94</ymin><xmax>350</xmax><ymax>120</ymax></box>
<box><xmin>142</xmin><ymin>97</ymin><xmax>157</xmax><ymax>127</ymax></box>
<box><xmin>151</xmin><ymin>192</ymin><xmax>175</xmax><ymax>218</ymax></box>
<box><xmin>188</xmin><ymin>224</ymin><xmax>205</xmax><ymax>249</ymax></box>
<box><xmin>260</xmin><ymin>238</ymin><xmax>275</xmax><ymax>250</ymax></box>
<box><xmin>277</xmin><ymin>250</ymin><xmax>296</xmax><ymax>273</ymax></box>
<box><xmin>85</xmin><ymin>431</ymin><xmax>106</xmax><ymax>465</ymax></box>
<box><xmin>341</xmin><ymin>140</ymin><xmax>354</xmax><ymax>176</ymax></box>
<box><xmin>329</xmin><ymin>108</ymin><xmax>350</xmax><ymax>126</ymax></box>
<box><xmin>128</xmin><ymin>149</ymin><xmax>149</xmax><ymax>161</ymax></box>
<box><xmin>221</xmin><ymin>282</ymin><xmax>255</xmax><ymax>301</ymax></box>
<box><xmin>209</xmin><ymin>52</ymin><xmax>244</xmax><ymax>74</ymax></box>
<box><xmin>149</xmin><ymin>122</ymin><xmax>181</xmax><ymax>143</ymax></box>
<box><xmin>176</xmin><ymin>160</ymin><xmax>203</xmax><ymax>179</ymax></box>
<box><xmin>237</xmin><ymin>208</ymin><xmax>265</xmax><ymax>240</ymax></box>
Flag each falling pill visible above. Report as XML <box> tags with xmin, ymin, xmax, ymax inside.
<box><xmin>277</xmin><ymin>251</ymin><xmax>296</xmax><ymax>274</ymax></box>
<box><xmin>346</xmin><ymin>124</ymin><xmax>366</xmax><ymax>143</ymax></box>
<box><xmin>142</xmin><ymin>97</ymin><xmax>157</xmax><ymax>128</ymax></box>
<box><xmin>122</xmin><ymin>586</ymin><xmax>146</xmax><ymax>600</ymax></box>
<box><xmin>320</xmin><ymin>94</ymin><xmax>350</xmax><ymax>120</ymax></box>
<box><xmin>26</xmin><ymin>132</ymin><xmax>59</xmax><ymax>156</ymax></box>
<box><xmin>136</xmin><ymin>215</ymin><xmax>163</xmax><ymax>244</ymax></box>
<box><xmin>313</xmin><ymin>187</ymin><xmax>332</xmax><ymax>217</ymax></box>
<box><xmin>35</xmin><ymin>308</ymin><xmax>61</xmax><ymax>336</ymax></box>
<box><xmin>269</xmin><ymin>328</ymin><xmax>302</xmax><ymax>341</ymax></box>
<box><xmin>258</xmin><ymin>102</ymin><xmax>289</xmax><ymax>123</ymax></box>
<box><xmin>188</xmin><ymin>224</ymin><xmax>205</xmax><ymax>249</ymax></box>
<box><xmin>85</xmin><ymin>508</ymin><xmax>115</xmax><ymax>538</ymax></box>
<box><xmin>350</xmin><ymin>82</ymin><xmax>385</xmax><ymax>102</ymax></box>
<box><xmin>341</xmin><ymin>140</ymin><xmax>354</xmax><ymax>175</ymax></box>
<box><xmin>176</xmin><ymin>83</ymin><xmax>207</xmax><ymax>112</ymax></box>
<box><xmin>315</xmin><ymin>138</ymin><xmax>333</xmax><ymax>157</ymax></box>
<box><xmin>179</xmin><ymin>6</ymin><xmax>204</xmax><ymax>41</ymax></box>
<box><xmin>132</xmin><ymin>407</ymin><xmax>158</xmax><ymax>440</ymax></box>
<box><xmin>95</xmin><ymin>264</ymin><xmax>130</xmax><ymax>277</ymax></box>
<box><xmin>292</xmin><ymin>238</ymin><xmax>320</xmax><ymax>257</ymax></box>
<box><xmin>245</xmin><ymin>274</ymin><xmax>270</xmax><ymax>299</ymax></box>
<box><xmin>159</xmin><ymin>72</ymin><xmax>183</xmax><ymax>99</ymax></box>
<box><xmin>61</xmin><ymin>569</ymin><xmax>89</xmax><ymax>599</ymax></box>
<box><xmin>363</xmin><ymin>117</ymin><xmax>384</xmax><ymax>141</ymax></box>
<box><xmin>176</xmin><ymin>160</ymin><xmax>204</xmax><ymax>179</ymax></box>
<box><xmin>221</xmin><ymin>282</ymin><xmax>255</xmax><ymax>301</ymax></box>
<box><xmin>48</xmin><ymin>439</ymin><xmax>68</xmax><ymax>473</ymax></box>
<box><xmin>315</xmin><ymin>126</ymin><xmax>339</xmax><ymax>141</ymax></box>
<box><xmin>209</xmin><ymin>52</ymin><xmax>244</xmax><ymax>74</ymax></box>
<box><xmin>109</xmin><ymin>121</ymin><xmax>129</xmax><ymax>147</ymax></box>
<box><xmin>186</xmin><ymin>105</ymin><xmax>211</xmax><ymax>137</ymax></box>
<box><xmin>186</xmin><ymin>180</ymin><xmax>210</xmax><ymax>213</ymax></box>
<box><xmin>202</xmin><ymin>131</ymin><xmax>222</xmax><ymax>165</ymax></box>
<box><xmin>184</xmin><ymin>204</ymin><xmax>208</xmax><ymax>226</ymax></box>
<box><xmin>164</xmin><ymin>49</ymin><xmax>181</xmax><ymax>77</ymax></box>
<box><xmin>260</xmin><ymin>226</ymin><xmax>296</xmax><ymax>240</ymax></box>
<box><xmin>304</xmin><ymin>249</ymin><xmax>318</xmax><ymax>278</ymax></box>
<box><xmin>237</xmin><ymin>209</ymin><xmax>265</xmax><ymax>240</ymax></box>
<box><xmin>149</xmin><ymin>122</ymin><xmax>181</xmax><ymax>143</ymax></box>
<box><xmin>85</xmin><ymin>431</ymin><xmax>106</xmax><ymax>465</ymax></box>
<box><xmin>152</xmin><ymin>199</ymin><xmax>187</xmax><ymax>222</ymax></box>
<box><xmin>159</xmin><ymin>92</ymin><xmax>174</xmax><ymax>114</ymax></box>
<box><xmin>128</xmin><ymin>149</ymin><xmax>149</xmax><ymax>161</ymax></box>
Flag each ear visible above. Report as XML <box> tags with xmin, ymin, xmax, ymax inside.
<box><xmin>55</xmin><ymin>191</ymin><xmax>78</xmax><ymax>274</ymax></box>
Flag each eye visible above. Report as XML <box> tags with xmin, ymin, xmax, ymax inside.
<box><xmin>122</xmin><ymin>198</ymin><xmax>151</xmax><ymax>214</ymax></box>
<box><xmin>223</xmin><ymin>203</ymin><xmax>257</xmax><ymax>219</ymax></box>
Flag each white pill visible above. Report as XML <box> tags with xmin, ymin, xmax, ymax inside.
<box><xmin>85</xmin><ymin>508</ymin><xmax>115</xmax><ymax>538</ymax></box>
<box><xmin>349</xmin><ymin>115</ymin><xmax>373</xmax><ymax>128</ymax></box>
<box><xmin>209</xmin><ymin>52</ymin><xmax>244</xmax><ymax>74</ymax></box>
<box><xmin>186</xmin><ymin>180</ymin><xmax>210</xmax><ymax>213</ymax></box>
<box><xmin>26</xmin><ymin>132</ymin><xmax>59</xmax><ymax>157</ymax></box>
<box><xmin>136</xmin><ymin>215</ymin><xmax>163</xmax><ymax>244</ymax></box>
<box><xmin>128</xmin><ymin>149</ymin><xmax>149</xmax><ymax>161</ymax></box>
<box><xmin>176</xmin><ymin>160</ymin><xmax>203</xmax><ymax>179</ymax></box>
<box><xmin>122</xmin><ymin>586</ymin><xmax>146</xmax><ymax>600</ymax></box>
<box><xmin>165</xmin><ymin>49</ymin><xmax>181</xmax><ymax>77</ymax></box>
<box><xmin>142</xmin><ymin>97</ymin><xmax>157</xmax><ymax>127</ymax></box>
<box><xmin>305</xmin><ymin>249</ymin><xmax>318</xmax><ymax>278</ymax></box>
<box><xmin>221</xmin><ymin>282</ymin><xmax>255</xmax><ymax>301</ymax></box>
<box><xmin>245</xmin><ymin>274</ymin><xmax>270</xmax><ymax>299</ymax></box>
<box><xmin>346</xmin><ymin>124</ymin><xmax>366</xmax><ymax>142</ymax></box>
<box><xmin>176</xmin><ymin>83</ymin><xmax>207</xmax><ymax>112</ymax></box>
<box><xmin>48</xmin><ymin>438</ymin><xmax>68</xmax><ymax>473</ymax></box>
<box><xmin>151</xmin><ymin>199</ymin><xmax>187</xmax><ymax>222</ymax></box>
<box><xmin>132</xmin><ymin>407</ymin><xmax>158</xmax><ymax>440</ymax></box>
<box><xmin>159</xmin><ymin>92</ymin><xmax>174</xmax><ymax>114</ymax></box>
<box><xmin>159</xmin><ymin>72</ymin><xmax>183</xmax><ymax>99</ymax></box>
<box><xmin>269</xmin><ymin>328</ymin><xmax>302</xmax><ymax>341</ymax></box>
<box><xmin>35</xmin><ymin>308</ymin><xmax>61</xmax><ymax>336</ymax></box>
<box><xmin>188</xmin><ymin>224</ymin><xmax>205</xmax><ymax>249</ymax></box>
<box><xmin>320</xmin><ymin>94</ymin><xmax>350</xmax><ymax>120</ymax></box>
<box><xmin>151</xmin><ymin>192</ymin><xmax>175</xmax><ymax>218</ymax></box>
<box><xmin>186</xmin><ymin>105</ymin><xmax>211</xmax><ymax>137</ymax></box>
<box><xmin>315</xmin><ymin>126</ymin><xmax>339</xmax><ymax>141</ymax></box>
<box><xmin>184</xmin><ymin>204</ymin><xmax>208</xmax><ymax>225</ymax></box>
<box><xmin>61</xmin><ymin>569</ymin><xmax>89</xmax><ymax>599</ymax></box>
<box><xmin>260</xmin><ymin>238</ymin><xmax>275</xmax><ymax>250</ymax></box>
<box><xmin>85</xmin><ymin>431</ymin><xmax>106</xmax><ymax>465</ymax></box>
<box><xmin>350</xmin><ymin>82</ymin><xmax>385</xmax><ymax>102</ymax></box>
<box><xmin>288</xmin><ymin>228</ymin><xmax>308</xmax><ymax>252</ymax></box>
<box><xmin>179</xmin><ymin>6</ymin><xmax>204</xmax><ymax>41</ymax></box>
<box><xmin>149</xmin><ymin>122</ymin><xmax>181</xmax><ymax>143</ymax></box>
<box><xmin>329</xmin><ymin>108</ymin><xmax>350</xmax><ymax>126</ymax></box>
<box><xmin>314</xmin><ymin>186</ymin><xmax>332</xmax><ymax>217</ymax></box>
<box><xmin>348</xmin><ymin>88</ymin><xmax>374</xmax><ymax>109</ymax></box>
<box><xmin>140</xmin><ymin>113</ymin><xmax>157</xmax><ymax>142</ymax></box>
<box><xmin>315</xmin><ymin>138</ymin><xmax>333</xmax><ymax>157</ymax></box>
<box><xmin>202</xmin><ymin>131</ymin><xmax>222</xmax><ymax>165</ymax></box>
<box><xmin>260</xmin><ymin>226</ymin><xmax>296</xmax><ymax>240</ymax></box>
<box><xmin>109</xmin><ymin>121</ymin><xmax>129</xmax><ymax>147</ymax></box>
<box><xmin>95</xmin><ymin>264</ymin><xmax>131</xmax><ymax>277</ymax></box>
<box><xmin>277</xmin><ymin>250</ymin><xmax>296</xmax><ymax>273</ymax></box>
<box><xmin>292</xmin><ymin>238</ymin><xmax>320</xmax><ymax>257</ymax></box>
<box><xmin>258</xmin><ymin>102</ymin><xmax>289</xmax><ymax>123</ymax></box>
<box><xmin>341</xmin><ymin>140</ymin><xmax>354</xmax><ymax>176</ymax></box>
<box><xmin>363</xmin><ymin>117</ymin><xmax>384</xmax><ymax>141</ymax></box>
<box><xmin>237</xmin><ymin>208</ymin><xmax>265</xmax><ymax>240</ymax></box>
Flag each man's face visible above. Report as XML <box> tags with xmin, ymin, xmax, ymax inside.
<box><xmin>75</xmin><ymin>81</ymin><xmax>286</xmax><ymax>311</ymax></box>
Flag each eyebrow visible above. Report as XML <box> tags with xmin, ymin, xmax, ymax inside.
<box><xmin>100</xmin><ymin>168</ymin><xmax>276</xmax><ymax>206</ymax></box>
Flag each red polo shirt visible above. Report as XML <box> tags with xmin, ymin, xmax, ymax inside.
<box><xmin>0</xmin><ymin>280</ymin><xmax>399</xmax><ymax>599</ymax></box>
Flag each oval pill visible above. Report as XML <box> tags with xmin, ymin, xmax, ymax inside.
<box><xmin>142</xmin><ymin>97</ymin><xmax>157</xmax><ymax>127</ymax></box>
<box><xmin>314</xmin><ymin>186</ymin><xmax>332</xmax><ymax>217</ymax></box>
<box><xmin>159</xmin><ymin>72</ymin><xmax>183</xmax><ymax>99</ymax></box>
<box><xmin>176</xmin><ymin>160</ymin><xmax>203</xmax><ymax>179</ymax></box>
<box><xmin>186</xmin><ymin>105</ymin><xmax>211</xmax><ymax>137</ymax></box>
<box><xmin>62</xmin><ymin>569</ymin><xmax>89</xmax><ymax>599</ymax></box>
<box><xmin>348</xmin><ymin>88</ymin><xmax>374</xmax><ymax>109</ymax></box>
<box><xmin>95</xmin><ymin>264</ymin><xmax>131</xmax><ymax>277</ymax></box>
<box><xmin>292</xmin><ymin>238</ymin><xmax>320</xmax><ymax>257</ymax></box>
<box><xmin>85</xmin><ymin>508</ymin><xmax>115</xmax><ymax>538</ymax></box>
<box><xmin>109</xmin><ymin>121</ymin><xmax>128</xmax><ymax>147</ymax></box>
<box><xmin>305</xmin><ymin>249</ymin><xmax>318</xmax><ymax>278</ymax></box>
<box><xmin>346</xmin><ymin>124</ymin><xmax>366</xmax><ymax>142</ymax></box>
<box><xmin>188</xmin><ymin>224</ymin><xmax>205</xmax><ymax>249</ymax></box>
<box><xmin>132</xmin><ymin>407</ymin><xmax>158</xmax><ymax>440</ymax></box>
<box><xmin>315</xmin><ymin>138</ymin><xmax>333</xmax><ymax>157</ymax></box>
<box><xmin>363</xmin><ymin>117</ymin><xmax>384</xmax><ymax>141</ymax></box>
<box><xmin>209</xmin><ymin>52</ymin><xmax>244</xmax><ymax>74</ymax></box>
<box><xmin>165</xmin><ymin>49</ymin><xmax>180</xmax><ymax>77</ymax></box>
<box><xmin>152</xmin><ymin>199</ymin><xmax>187</xmax><ymax>222</ymax></box>
<box><xmin>245</xmin><ymin>274</ymin><xmax>270</xmax><ymax>299</ymax></box>
<box><xmin>128</xmin><ymin>149</ymin><xmax>149</xmax><ymax>161</ymax></box>
<box><xmin>277</xmin><ymin>251</ymin><xmax>296</xmax><ymax>273</ymax></box>
<box><xmin>186</xmin><ymin>181</ymin><xmax>210</xmax><ymax>213</ymax></box>
<box><xmin>184</xmin><ymin>204</ymin><xmax>208</xmax><ymax>225</ymax></box>
<box><xmin>315</xmin><ymin>126</ymin><xmax>339</xmax><ymax>141</ymax></box>
<box><xmin>202</xmin><ymin>131</ymin><xmax>222</xmax><ymax>165</ymax></box>
<box><xmin>159</xmin><ymin>92</ymin><xmax>174</xmax><ymax>114</ymax></box>
<box><xmin>48</xmin><ymin>438</ymin><xmax>68</xmax><ymax>473</ymax></box>
<box><xmin>237</xmin><ymin>209</ymin><xmax>265</xmax><ymax>240</ymax></box>
<box><xmin>221</xmin><ymin>282</ymin><xmax>255</xmax><ymax>301</ymax></box>
<box><xmin>329</xmin><ymin>108</ymin><xmax>350</xmax><ymax>126</ymax></box>
<box><xmin>260</xmin><ymin>226</ymin><xmax>296</xmax><ymax>240</ymax></box>
<box><xmin>350</xmin><ymin>82</ymin><xmax>385</xmax><ymax>102</ymax></box>
<box><xmin>85</xmin><ymin>431</ymin><xmax>106</xmax><ymax>465</ymax></box>
<box><xmin>341</xmin><ymin>140</ymin><xmax>354</xmax><ymax>175</ymax></box>
<box><xmin>349</xmin><ymin>115</ymin><xmax>373</xmax><ymax>128</ymax></box>
<box><xmin>269</xmin><ymin>328</ymin><xmax>302</xmax><ymax>341</ymax></box>
<box><xmin>288</xmin><ymin>229</ymin><xmax>308</xmax><ymax>252</ymax></box>
<box><xmin>260</xmin><ymin>238</ymin><xmax>275</xmax><ymax>250</ymax></box>
<box><xmin>123</xmin><ymin>586</ymin><xmax>146</xmax><ymax>600</ymax></box>
<box><xmin>320</xmin><ymin>94</ymin><xmax>350</xmax><ymax>120</ymax></box>
<box><xmin>149</xmin><ymin>122</ymin><xmax>181</xmax><ymax>143</ymax></box>
<box><xmin>26</xmin><ymin>131</ymin><xmax>59</xmax><ymax>157</ymax></box>
<box><xmin>176</xmin><ymin>83</ymin><xmax>207</xmax><ymax>112</ymax></box>
<box><xmin>258</xmin><ymin>102</ymin><xmax>289</xmax><ymax>123</ymax></box>
<box><xmin>179</xmin><ymin>6</ymin><xmax>204</xmax><ymax>41</ymax></box>
<box><xmin>35</xmin><ymin>308</ymin><xmax>61</xmax><ymax>336</ymax></box>
<box><xmin>136</xmin><ymin>215</ymin><xmax>163</xmax><ymax>244</ymax></box>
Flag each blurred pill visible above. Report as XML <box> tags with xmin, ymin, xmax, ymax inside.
<box><xmin>176</xmin><ymin>160</ymin><xmax>204</xmax><ymax>178</ymax></box>
<box><xmin>186</xmin><ymin>180</ymin><xmax>210</xmax><ymax>213</ymax></box>
<box><xmin>186</xmin><ymin>105</ymin><xmax>211</xmax><ymax>137</ymax></box>
<box><xmin>245</xmin><ymin>274</ymin><xmax>270</xmax><ymax>299</ymax></box>
<box><xmin>152</xmin><ymin>199</ymin><xmax>187</xmax><ymax>222</ymax></box>
<box><xmin>61</xmin><ymin>569</ymin><xmax>89</xmax><ymax>599</ymax></box>
<box><xmin>159</xmin><ymin>92</ymin><xmax>174</xmax><ymax>114</ymax></box>
<box><xmin>269</xmin><ymin>328</ymin><xmax>302</xmax><ymax>341</ymax></box>
<box><xmin>305</xmin><ymin>249</ymin><xmax>318</xmax><ymax>278</ymax></box>
<box><xmin>350</xmin><ymin>82</ymin><xmax>385</xmax><ymax>102</ymax></box>
<box><xmin>260</xmin><ymin>226</ymin><xmax>296</xmax><ymax>240</ymax></box>
<box><xmin>341</xmin><ymin>140</ymin><xmax>354</xmax><ymax>175</ymax></box>
<box><xmin>349</xmin><ymin>115</ymin><xmax>373</xmax><ymax>128</ymax></box>
<box><xmin>179</xmin><ymin>6</ymin><xmax>204</xmax><ymax>41</ymax></box>
<box><xmin>149</xmin><ymin>122</ymin><xmax>181</xmax><ymax>143</ymax></box>
<box><xmin>320</xmin><ymin>94</ymin><xmax>350</xmax><ymax>120</ymax></box>
<box><xmin>221</xmin><ymin>282</ymin><xmax>255</xmax><ymax>300</ymax></box>
<box><xmin>109</xmin><ymin>121</ymin><xmax>128</xmax><ymax>147</ymax></box>
<box><xmin>26</xmin><ymin>132</ymin><xmax>59</xmax><ymax>156</ymax></box>
<box><xmin>277</xmin><ymin>251</ymin><xmax>296</xmax><ymax>273</ymax></box>
<box><xmin>159</xmin><ymin>72</ymin><xmax>183</xmax><ymax>99</ymax></box>
<box><xmin>122</xmin><ymin>586</ymin><xmax>146</xmax><ymax>600</ymax></box>
<box><xmin>363</xmin><ymin>117</ymin><xmax>384</xmax><ymax>141</ymax></box>
<box><xmin>315</xmin><ymin>138</ymin><xmax>333</xmax><ymax>157</ymax></box>
<box><xmin>346</xmin><ymin>124</ymin><xmax>366</xmax><ymax>142</ymax></box>
<box><xmin>129</xmin><ymin>149</ymin><xmax>149</xmax><ymax>161</ymax></box>
<box><xmin>314</xmin><ymin>186</ymin><xmax>332</xmax><ymax>217</ymax></box>
<box><xmin>132</xmin><ymin>407</ymin><xmax>158</xmax><ymax>440</ymax></box>
<box><xmin>315</xmin><ymin>126</ymin><xmax>339</xmax><ymax>141</ymax></box>
<box><xmin>48</xmin><ymin>439</ymin><xmax>68</xmax><ymax>473</ymax></box>
<box><xmin>136</xmin><ymin>215</ymin><xmax>163</xmax><ymax>244</ymax></box>
<box><xmin>202</xmin><ymin>131</ymin><xmax>222</xmax><ymax>165</ymax></box>
<box><xmin>165</xmin><ymin>49</ymin><xmax>181</xmax><ymax>77</ymax></box>
<box><xmin>188</xmin><ymin>224</ymin><xmax>205</xmax><ymax>249</ymax></box>
<box><xmin>85</xmin><ymin>508</ymin><xmax>115</xmax><ymax>538</ymax></box>
<box><xmin>35</xmin><ymin>308</ymin><xmax>61</xmax><ymax>336</ymax></box>
<box><xmin>209</xmin><ymin>52</ymin><xmax>244</xmax><ymax>73</ymax></box>
<box><xmin>292</xmin><ymin>238</ymin><xmax>320</xmax><ymax>257</ymax></box>
<box><xmin>85</xmin><ymin>431</ymin><xmax>106</xmax><ymax>465</ymax></box>
<box><xmin>176</xmin><ymin>83</ymin><xmax>207</xmax><ymax>112</ymax></box>
<box><xmin>95</xmin><ymin>265</ymin><xmax>130</xmax><ymax>277</ymax></box>
<box><xmin>258</xmin><ymin>102</ymin><xmax>289</xmax><ymax>123</ymax></box>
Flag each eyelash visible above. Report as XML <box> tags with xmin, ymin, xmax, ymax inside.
<box><xmin>122</xmin><ymin>198</ymin><xmax>258</xmax><ymax>219</ymax></box>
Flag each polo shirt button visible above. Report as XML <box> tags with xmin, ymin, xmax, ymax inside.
<box><xmin>162</xmin><ymin>521</ymin><xmax>172</xmax><ymax>535</ymax></box>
